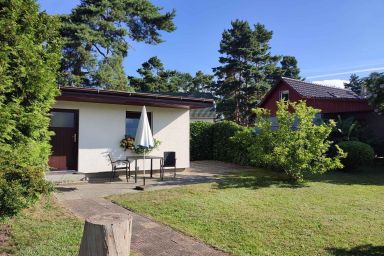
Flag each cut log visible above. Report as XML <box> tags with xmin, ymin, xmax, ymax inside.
<box><xmin>78</xmin><ymin>213</ymin><xmax>133</xmax><ymax>256</ymax></box>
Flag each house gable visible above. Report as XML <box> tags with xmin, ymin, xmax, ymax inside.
<box><xmin>259</xmin><ymin>77</ymin><xmax>372</xmax><ymax>115</ymax></box>
<box><xmin>259</xmin><ymin>79</ymin><xmax>303</xmax><ymax>115</ymax></box>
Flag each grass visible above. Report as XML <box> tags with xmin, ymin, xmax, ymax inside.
<box><xmin>110</xmin><ymin>165</ymin><xmax>384</xmax><ymax>256</ymax></box>
<box><xmin>0</xmin><ymin>195</ymin><xmax>83</xmax><ymax>256</ymax></box>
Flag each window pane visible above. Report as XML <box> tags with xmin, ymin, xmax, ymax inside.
<box><xmin>125</xmin><ymin>111</ymin><xmax>152</xmax><ymax>138</ymax></box>
<box><xmin>50</xmin><ymin>112</ymin><xmax>75</xmax><ymax>128</ymax></box>
<box><xmin>125</xmin><ymin>117</ymin><xmax>139</xmax><ymax>137</ymax></box>
<box><xmin>280</xmin><ymin>91</ymin><xmax>289</xmax><ymax>101</ymax></box>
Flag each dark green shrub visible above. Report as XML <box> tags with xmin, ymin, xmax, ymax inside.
<box><xmin>190</xmin><ymin>122</ymin><xmax>213</xmax><ymax>160</ymax></box>
<box><xmin>212</xmin><ymin>121</ymin><xmax>243</xmax><ymax>162</ymax></box>
<box><xmin>338</xmin><ymin>141</ymin><xmax>375</xmax><ymax>169</ymax></box>
<box><xmin>190</xmin><ymin>121</ymin><xmax>244</xmax><ymax>163</ymax></box>
<box><xmin>230</xmin><ymin>128</ymin><xmax>255</xmax><ymax>165</ymax></box>
<box><xmin>0</xmin><ymin>0</ymin><xmax>61</xmax><ymax>216</ymax></box>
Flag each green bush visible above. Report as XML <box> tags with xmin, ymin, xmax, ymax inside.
<box><xmin>190</xmin><ymin>121</ymin><xmax>244</xmax><ymax>163</ymax></box>
<box><xmin>190</xmin><ymin>122</ymin><xmax>213</xmax><ymax>160</ymax></box>
<box><xmin>230</xmin><ymin>128</ymin><xmax>255</xmax><ymax>165</ymax></box>
<box><xmin>337</xmin><ymin>141</ymin><xmax>375</xmax><ymax>169</ymax></box>
<box><xmin>0</xmin><ymin>0</ymin><xmax>61</xmax><ymax>216</ymax></box>
<box><xmin>212</xmin><ymin>121</ymin><xmax>243</xmax><ymax>162</ymax></box>
<box><xmin>249</xmin><ymin>101</ymin><xmax>345</xmax><ymax>182</ymax></box>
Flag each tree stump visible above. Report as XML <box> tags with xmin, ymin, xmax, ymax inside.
<box><xmin>78</xmin><ymin>213</ymin><xmax>133</xmax><ymax>256</ymax></box>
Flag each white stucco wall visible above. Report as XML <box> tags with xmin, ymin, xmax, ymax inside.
<box><xmin>53</xmin><ymin>100</ymin><xmax>190</xmax><ymax>173</ymax></box>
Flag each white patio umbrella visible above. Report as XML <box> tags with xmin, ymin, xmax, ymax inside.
<box><xmin>134</xmin><ymin>106</ymin><xmax>154</xmax><ymax>186</ymax></box>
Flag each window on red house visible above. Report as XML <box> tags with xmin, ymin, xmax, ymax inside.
<box><xmin>280</xmin><ymin>90</ymin><xmax>289</xmax><ymax>101</ymax></box>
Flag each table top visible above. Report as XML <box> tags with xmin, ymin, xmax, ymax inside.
<box><xmin>126</xmin><ymin>155</ymin><xmax>163</xmax><ymax>160</ymax></box>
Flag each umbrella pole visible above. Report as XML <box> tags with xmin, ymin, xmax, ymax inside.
<box><xmin>143</xmin><ymin>150</ymin><xmax>146</xmax><ymax>186</ymax></box>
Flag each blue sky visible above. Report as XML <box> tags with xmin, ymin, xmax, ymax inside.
<box><xmin>38</xmin><ymin>0</ymin><xmax>384</xmax><ymax>85</ymax></box>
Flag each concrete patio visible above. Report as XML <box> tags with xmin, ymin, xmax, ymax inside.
<box><xmin>52</xmin><ymin>161</ymin><xmax>248</xmax><ymax>256</ymax></box>
<box><xmin>52</xmin><ymin>160</ymin><xmax>245</xmax><ymax>201</ymax></box>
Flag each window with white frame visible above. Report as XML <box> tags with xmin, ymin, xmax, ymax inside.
<box><xmin>279</xmin><ymin>90</ymin><xmax>289</xmax><ymax>101</ymax></box>
<box><xmin>125</xmin><ymin>111</ymin><xmax>152</xmax><ymax>138</ymax></box>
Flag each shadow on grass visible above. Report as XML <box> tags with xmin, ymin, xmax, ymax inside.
<box><xmin>215</xmin><ymin>162</ymin><xmax>384</xmax><ymax>190</ymax></box>
<box><xmin>327</xmin><ymin>244</ymin><xmax>384</xmax><ymax>256</ymax></box>
<box><xmin>307</xmin><ymin>164</ymin><xmax>384</xmax><ymax>186</ymax></box>
<box><xmin>215</xmin><ymin>169</ymin><xmax>307</xmax><ymax>190</ymax></box>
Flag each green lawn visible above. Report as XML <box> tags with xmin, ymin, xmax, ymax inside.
<box><xmin>110</xmin><ymin>165</ymin><xmax>384</xmax><ymax>256</ymax></box>
<box><xmin>0</xmin><ymin>196</ymin><xmax>83</xmax><ymax>256</ymax></box>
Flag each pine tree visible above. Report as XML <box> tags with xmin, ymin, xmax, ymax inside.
<box><xmin>59</xmin><ymin>0</ymin><xmax>176</xmax><ymax>88</ymax></box>
<box><xmin>0</xmin><ymin>0</ymin><xmax>62</xmax><ymax>215</ymax></box>
<box><xmin>345</xmin><ymin>74</ymin><xmax>364</xmax><ymax>95</ymax></box>
<box><xmin>129</xmin><ymin>57</ymin><xmax>214</xmax><ymax>93</ymax></box>
<box><xmin>280</xmin><ymin>56</ymin><xmax>301</xmax><ymax>79</ymax></box>
<box><xmin>190</xmin><ymin>71</ymin><xmax>214</xmax><ymax>93</ymax></box>
<box><xmin>93</xmin><ymin>55</ymin><xmax>132</xmax><ymax>91</ymax></box>
<box><xmin>129</xmin><ymin>56</ymin><xmax>177</xmax><ymax>92</ymax></box>
<box><xmin>213</xmin><ymin>20</ymin><xmax>282</xmax><ymax>126</ymax></box>
<box><xmin>365</xmin><ymin>72</ymin><xmax>384</xmax><ymax>113</ymax></box>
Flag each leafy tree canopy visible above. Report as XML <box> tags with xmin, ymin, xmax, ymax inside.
<box><xmin>59</xmin><ymin>0</ymin><xmax>176</xmax><ymax>90</ymax></box>
<box><xmin>212</xmin><ymin>20</ymin><xmax>301</xmax><ymax>126</ymax></box>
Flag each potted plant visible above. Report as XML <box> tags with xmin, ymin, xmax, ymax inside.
<box><xmin>120</xmin><ymin>136</ymin><xmax>161</xmax><ymax>154</ymax></box>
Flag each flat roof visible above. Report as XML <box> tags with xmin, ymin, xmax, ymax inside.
<box><xmin>57</xmin><ymin>87</ymin><xmax>214</xmax><ymax>109</ymax></box>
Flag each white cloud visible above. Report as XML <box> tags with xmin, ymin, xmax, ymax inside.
<box><xmin>311</xmin><ymin>79</ymin><xmax>348</xmax><ymax>89</ymax></box>
<box><xmin>306</xmin><ymin>66</ymin><xmax>384</xmax><ymax>79</ymax></box>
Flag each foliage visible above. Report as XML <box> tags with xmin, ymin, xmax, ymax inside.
<box><xmin>212</xmin><ymin>121</ymin><xmax>244</xmax><ymax>162</ymax></box>
<box><xmin>133</xmin><ymin>138</ymin><xmax>161</xmax><ymax>154</ymax></box>
<box><xmin>344</xmin><ymin>72</ymin><xmax>384</xmax><ymax>113</ymax></box>
<box><xmin>337</xmin><ymin>141</ymin><xmax>374</xmax><ymax>169</ymax></box>
<box><xmin>212</xmin><ymin>20</ymin><xmax>301</xmax><ymax>126</ymax></box>
<box><xmin>190</xmin><ymin>121</ymin><xmax>245</xmax><ymax>163</ymax></box>
<box><xmin>0</xmin><ymin>175</ymin><xmax>54</xmax><ymax>218</ymax></box>
<box><xmin>365</xmin><ymin>72</ymin><xmax>384</xmax><ymax>114</ymax></box>
<box><xmin>129</xmin><ymin>56</ymin><xmax>178</xmax><ymax>92</ymax></box>
<box><xmin>344</xmin><ymin>73</ymin><xmax>364</xmax><ymax>95</ymax></box>
<box><xmin>93</xmin><ymin>55</ymin><xmax>133</xmax><ymax>91</ymax></box>
<box><xmin>229</xmin><ymin>128</ymin><xmax>255</xmax><ymax>165</ymax></box>
<box><xmin>120</xmin><ymin>136</ymin><xmax>161</xmax><ymax>154</ymax></box>
<box><xmin>250</xmin><ymin>101</ymin><xmax>345</xmax><ymax>181</ymax></box>
<box><xmin>190</xmin><ymin>122</ymin><xmax>213</xmax><ymax>160</ymax></box>
<box><xmin>59</xmin><ymin>0</ymin><xmax>176</xmax><ymax>89</ymax></box>
<box><xmin>331</xmin><ymin>116</ymin><xmax>363</xmax><ymax>142</ymax></box>
<box><xmin>280</xmin><ymin>56</ymin><xmax>301</xmax><ymax>80</ymax></box>
<box><xmin>0</xmin><ymin>0</ymin><xmax>62</xmax><ymax>216</ymax></box>
<box><xmin>129</xmin><ymin>56</ymin><xmax>214</xmax><ymax>93</ymax></box>
<box><xmin>120</xmin><ymin>136</ymin><xmax>136</xmax><ymax>150</ymax></box>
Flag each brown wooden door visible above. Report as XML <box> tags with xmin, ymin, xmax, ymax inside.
<box><xmin>49</xmin><ymin>109</ymin><xmax>79</xmax><ymax>170</ymax></box>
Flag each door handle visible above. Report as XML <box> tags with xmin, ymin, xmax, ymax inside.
<box><xmin>74</xmin><ymin>133</ymin><xmax>77</xmax><ymax>143</ymax></box>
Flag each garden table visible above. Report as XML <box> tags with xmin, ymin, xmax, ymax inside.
<box><xmin>126</xmin><ymin>155</ymin><xmax>164</xmax><ymax>183</ymax></box>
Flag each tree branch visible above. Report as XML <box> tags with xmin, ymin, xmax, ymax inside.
<box><xmin>93</xmin><ymin>43</ymin><xmax>106</xmax><ymax>58</ymax></box>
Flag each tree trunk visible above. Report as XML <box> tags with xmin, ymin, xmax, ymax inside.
<box><xmin>78</xmin><ymin>213</ymin><xmax>133</xmax><ymax>256</ymax></box>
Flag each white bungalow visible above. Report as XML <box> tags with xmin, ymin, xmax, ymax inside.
<box><xmin>49</xmin><ymin>87</ymin><xmax>214</xmax><ymax>173</ymax></box>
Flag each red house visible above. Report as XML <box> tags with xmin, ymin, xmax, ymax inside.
<box><xmin>259</xmin><ymin>77</ymin><xmax>384</xmax><ymax>155</ymax></box>
<box><xmin>259</xmin><ymin>77</ymin><xmax>372</xmax><ymax>117</ymax></box>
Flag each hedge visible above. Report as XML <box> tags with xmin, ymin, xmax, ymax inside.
<box><xmin>190</xmin><ymin>121</ymin><xmax>245</xmax><ymax>163</ymax></box>
<box><xmin>190</xmin><ymin>122</ymin><xmax>213</xmax><ymax>160</ymax></box>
